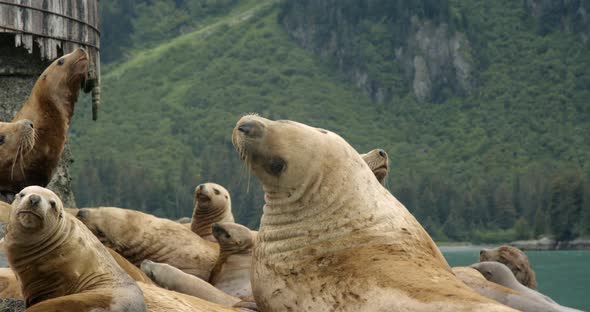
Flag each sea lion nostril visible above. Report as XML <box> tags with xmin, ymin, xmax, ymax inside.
<box><xmin>238</xmin><ymin>121</ymin><xmax>255</xmax><ymax>135</ymax></box>
<box><xmin>29</xmin><ymin>194</ymin><xmax>40</xmax><ymax>205</ymax></box>
<box><xmin>378</xmin><ymin>150</ymin><xmax>386</xmax><ymax>157</ymax></box>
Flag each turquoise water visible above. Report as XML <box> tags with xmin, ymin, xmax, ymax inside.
<box><xmin>442</xmin><ymin>247</ymin><xmax>590</xmax><ymax>311</ymax></box>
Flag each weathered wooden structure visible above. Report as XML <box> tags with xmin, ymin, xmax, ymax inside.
<box><xmin>0</xmin><ymin>0</ymin><xmax>101</xmax><ymax>207</ymax></box>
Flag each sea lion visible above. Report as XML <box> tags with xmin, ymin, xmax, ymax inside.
<box><xmin>137</xmin><ymin>281</ymin><xmax>240</xmax><ymax>312</ymax></box>
<box><xmin>360</xmin><ymin>148</ymin><xmax>389</xmax><ymax>185</ymax></box>
<box><xmin>232</xmin><ymin>115</ymin><xmax>514</xmax><ymax>312</ymax></box>
<box><xmin>210</xmin><ymin>223</ymin><xmax>254</xmax><ymax>299</ymax></box>
<box><xmin>0</xmin><ymin>268</ymin><xmax>20</xmax><ymax>299</ymax></box>
<box><xmin>471</xmin><ymin>262</ymin><xmax>582</xmax><ymax>312</ymax></box>
<box><xmin>191</xmin><ymin>183</ymin><xmax>235</xmax><ymax>241</ymax></box>
<box><xmin>2</xmin><ymin>49</ymin><xmax>89</xmax><ymax>196</ymax></box>
<box><xmin>3</xmin><ymin>186</ymin><xmax>146</xmax><ymax>311</ymax></box>
<box><xmin>108</xmin><ymin>248</ymin><xmax>155</xmax><ymax>285</ymax></box>
<box><xmin>0</xmin><ymin>120</ymin><xmax>36</xmax><ymax>199</ymax></box>
<box><xmin>453</xmin><ymin>267</ymin><xmax>563</xmax><ymax>312</ymax></box>
<box><xmin>140</xmin><ymin>260</ymin><xmax>241</xmax><ymax>306</ymax></box>
<box><xmin>480</xmin><ymin>245</ymin><xmax>538</xmax><ymax>289</ymax></box>
<box><xmin>77</xmin><ymin>207</ymin><xmax>219</xmax><ymax>280</ymax></box>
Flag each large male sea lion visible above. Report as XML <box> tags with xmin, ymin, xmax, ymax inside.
<box><xmin>210</xmin><ymin>223</ymin><xmax>254</xmax><ymax>299</ymax></box>
<box><xmin>232</xmin><ymin>115</ymin><xmax>515</xmax><ymax>312</ymax></box>
<box><xmin>140</xmin><ymin>260</ymin><xmax>241</xmax><ymax>306</ymax></box>
<box><xmin>191</xmin><ymin>183</ymin><xmax>235</xmax><ymax>241</ymax></box>
<box><xmin>3</xmin><ymin>186</ymin><xmax>146</xmax><ymax>311</ymax></box>
<box><xmin>480</xmin><ymin>245</ymin><xmax>538</xmax><ymax>289</ymax></box>
<box><xmin>77</xmin><ymin>207</ymin><xmax>219</xmax><ymax>280</ymax></box>
<box><xmin>360</xmin><ymin>148</ymin><xmax>389</xmax><ymax>185</ymax></box>
<box><xmin>471</xmin><ymin>262</ymin><xmax>582</xmax><ymax>312</ymax></box>
<box><xmin>453</xmin><ymin>267</ymin><xmax>563</xmax><ymax>312</ymax></box>
<box><xmin>2</xmin><ymin>49</ymin><xmax>89</xmax><ymax>196</ymax></box>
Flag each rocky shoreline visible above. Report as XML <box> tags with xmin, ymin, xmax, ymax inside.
<box><xmin>509</xmin><ymin>237</ymin><xmax>590</xmax><ymax>251</ymax></box>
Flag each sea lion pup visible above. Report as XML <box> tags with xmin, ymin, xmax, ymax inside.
<box><xmin>210</xmin><ymin>223</ymin><xmax>254</xmax><ymax>299</ymax></box>
<box><xmin>0</xmin><ymin>268</ymin><xmax>21</xmax><ymax>299</ymax></box>
<box><xmin>453</xmin><ymin>267</ymin><xmax>563</xmax><ymax>312</ymax></box>
<box><xmin>191</xmin><ymin>183</ymin><xmax>235</xmax><ymax>241</ymax></box>
<box><xmin>6</xmin><ymin>49</ymin><xmax>89</xmax><ymax>194</ymax></box>
<box><xmin>140</xmin><ymin>260</ymin><xmax>241</xmax><ymax>306</ymax></box>
<box><xmin>77</xmin><ymin>207</ymin><xmax>219</xmax><ymax>280</ymax></box>
<box><xmin>480</xmin><ymin>245</ymin><xmax>538</xmax><ymax>289</ymax></box>
<box><xmin>0</xmin><ymin>120</ymin><xmax>36</xmax><ymax>198</ymax></box>
<box><xmin>3</xmin><ymin>186</ymin><xmax>146</xmax><ymax>311</ymax></box>
<box><xmin>360</xmin><ymin>148</ymin><xmax>389</xmax><ymax>185</ymax></box>
<box><xmin>232</xmin><ymin>115</ymin><xmax>514</xmax><ymax>312</ymax></box>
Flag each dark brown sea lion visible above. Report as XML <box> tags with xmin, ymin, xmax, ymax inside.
<box><xmin>4</xmin><ymin>48</ymin><xmax>88</xmax><ymax>195</ymax></box>
<box><xmin>191</xmin><ymin>183</ymin><xmax>235</xmax><ymax>241</ymax></box>
<box><xmin>480</xmin><ymin>245</ymin><xmax>538</xmax><ymax>289</ymax></box>
<box><xmin>0</xmin><ymin>120</ymin><xmax>35</xmax><ymax>201</ymax></box>
<box><xmin>3</xmin><ymin>186</ymin><xmax>146</xmax><ymax>311</ymax></box>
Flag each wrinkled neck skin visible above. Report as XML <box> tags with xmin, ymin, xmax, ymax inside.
<box><xmin>191</xmin><ymin>202</ymin><xmax>233</xmax><ymax>238</ymax></box>
<box><xmin>256</xmin><ymin>157</ymin><xmax>450</xmax><ymax>271</ymax></box>
<box><xmin>5</xmin><ymin>217</ymin><xmax>114</xmax><ymax>307</ymax></box>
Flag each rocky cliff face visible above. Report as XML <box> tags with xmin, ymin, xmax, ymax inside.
<box><xmin>279</xmin><ymin>0</ymin><xmax>475</xmax><ymax>103</ymax></box>
<box><xmin>0</xmin><ymin>34</ymin><xmax>77</xmax><ymax>207</ymax></box>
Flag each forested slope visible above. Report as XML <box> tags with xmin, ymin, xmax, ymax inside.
<box><xmin>70</xmin><ymin>0</ymin><xmax>590</xmax><ymax>242</ymax></box>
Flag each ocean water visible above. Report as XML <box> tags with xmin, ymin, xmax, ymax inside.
<box><xmin>0</xmin><ymin>248</ymin><xmax>587</xmax><ymax>310</ymax></box>
<box><xmin>442</xmin><ymin>246</ymin><xmax>590</xmax><ymax>311</ymax></box>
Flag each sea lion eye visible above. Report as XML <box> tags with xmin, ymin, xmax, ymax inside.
<box><xmin>0</xmin><ymin>136</ymin><xmax>4</xmax><ymax>145</ymax></box>
<box><xmin>19</xmin><ymin>192</ymin><xmax>25</xmax><ymax>198</ymax></box>
<box><xmin>267</xmin><ymin>157</ymin><xmax>286</xmax><ymax>176</ymax></box>
<box><xmin>57</xmin><ymin>59</ymin><xmax>64</xmax><ymax>66</ymax></box>
<box><xmin>213</xmin><ymin>189</ymin><xmax>220</xmax><ymax>195</ymax></box>
<box><xmin>50</xmin><ymin>200</ymin><xmax>57</xmax><ymax>209</ymax></box>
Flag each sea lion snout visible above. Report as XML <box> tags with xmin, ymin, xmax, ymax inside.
<box><xmin>378</xmin><ymin>149</ymin><xmax>386</xmax><ymax>158</ymax></box>
<box><xmin>235</xmin><ymin>118</ymin><xmax>265</xmax><ymax>138</ymax></box>
<box><xmin>28</xmin><ymin>194</ymin><xmax>41</xmax><ymax>206</ymax></box>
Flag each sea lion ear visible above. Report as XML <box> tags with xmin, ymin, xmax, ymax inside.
<box><xmin>42</xmin><ymin>75</ymin><xmax>47</xmax><ymax>81</ymax></box>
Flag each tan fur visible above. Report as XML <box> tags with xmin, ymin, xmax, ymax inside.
<box><xmin>77</xmin><ymin>207</ymin><xmax>219</xmax><ymax>280</ymax></box>
<box><xmin>360</xmin><ymin>148</ymin><xmax>389</xmax><ymax>185</ymax></box>
<box><xmin>141</xmin><ymin>260</ymin><xmax>240</xmax><ymax>306</ymax></box>
<box><xmin>232</xmin><ymin>115</ymin><xmax>515</xmax><ymax>312</ymax></box>
<box><xmin>108</xmin><ymin>248</ymin><xmax>155</xmax><ymax>285</ymax></box>
<box><xmin>210</xmin><ymin>223</ymin><xmax>254</xmax><ymax>299</ymax></box>
<box><xmin>191</xmin><ymin>183</ymin><xmax>235</xmax><ymax>241</ymax></box>
<box><xmin>4</xmin><ymin>186</ymin><xmax>145</xmax><ymax>311</ymax></box>
<box><xmin>138</xmin><ymin>282</ymin><xmax>240</xmax><ymax>312</ymax></box>
<box><xmin>0</xmin><ymin>120</ymin><xmax>36</xmax><ymax>191</ymax></box>
<box><xmin>0</xmin><ymin>268</ymin><xmax>20</xmax><ymax>299</ymax></box>
<box><xmin>480</xmin><ymin>245</ymin><xmax>538</xmax><ymax>289</ymax></box>
<box><xmin>0</xmin><ymin>201</ymin><xmax>11</xmax><ymax>222</ymax></box>
<box><xmin>1</xmin><ymin>49</ymin><xmax>88</xmax><ymax>194</ymax></box>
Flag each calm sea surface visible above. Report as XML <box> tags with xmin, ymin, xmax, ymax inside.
<box><xmin>442</xmin><ymin>246</ymin><xmax>590</xmax><ymax>311</ymax></box>
<box><xmin>0</xmin><ymin>248</ymin><xmax>588</xmax><ymax>310</ymax></box>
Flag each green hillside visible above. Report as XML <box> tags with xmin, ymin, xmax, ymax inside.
<box><xmin>70</xmin><ymin>0</ymin><xmax>590</xmax><ymax>242</ymax></box>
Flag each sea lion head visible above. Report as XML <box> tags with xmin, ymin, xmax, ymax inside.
<box><xmin>76</xmin><ymin>207</ymin><xmax>128</xmax><ymax>246</ymax></box>
<box><xmin>9</xmin><ymin>186</ymin><xmax>63</xmax><ymax>233</ymax></box>
<box><xmin>212</xmin><ymin>223</ymin><xmax>254</xmax><ymax>254</ymax></box>
<box><xmin>360</xmin><ymin>149</ymin><xmax>389</xmax><ymax>185</ymax></box>
<box><xmin>471</xmin><ymin>261</ymin><xmax>518</xmax><ymax>287</ymax></box>
<box><xmin>232</xmin><ymin>114</ymin><xmax>376</xmax><ymax>201</ymax></box>
<box><xmin>480</xmin><ymin>245</ymin><xmax>536</xmax><ymax>288</ymax></box>
<box><xmin>35</xmin><ymin>48</ymin><xmax>89</xmax><ymax>105</ymax></box>
<box><xmin>195</xmin><ymin>183</ymin><xmax>231</xmax><ymax>214</ymax></box>
<box><xmin>0</xmin><ymin>120</ymin><xmax>36</xmax><ymax>178</ymax></box>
